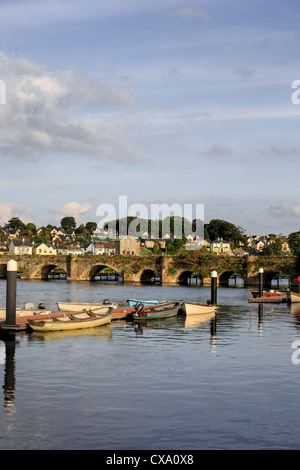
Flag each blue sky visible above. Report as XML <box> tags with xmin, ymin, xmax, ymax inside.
<box><xmin>0</xmin><ymin>0</ymin><xmax>299</xmax><ymax>235</ymax></box>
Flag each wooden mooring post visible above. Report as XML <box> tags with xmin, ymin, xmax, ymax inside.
<box><xmin>259</xmin><ymin>268</ymin><xmax>264</xmax><ymax>298</ymax></box>
<box><xmin>211</xmin><ymin>270</ymin><xmax>217</xmax><ymax>305</ymax></box>
<box><xmin>1</xmin><ymin>260</ymin><xmax>23</xmax><ymax>332</ymax></box>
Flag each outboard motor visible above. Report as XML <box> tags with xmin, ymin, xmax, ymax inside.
<box><xmin>103</xmin><ymin>299</ymin><xmax>111</xmax><ymax>305</ymax></box>
<box><xmin>37</xmin><ymin>303</ymin><xmax>45</xmax><ymax>309</ymax></box>
<box><xmin>134</xmin><ymin>303</ymin><xmax>144</xmax><ymax>315</ymax></box>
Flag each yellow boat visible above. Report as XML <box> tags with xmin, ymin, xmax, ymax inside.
<box><xmin>28</xmin><ymin>311</ymin><xmax>112</xmax><ymax>332</ymax></box>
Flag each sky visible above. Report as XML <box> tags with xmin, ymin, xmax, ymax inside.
<box><xmin>0</xmin><ymin>0</ymin><xmax>299</xmax><ymax>235</ymax></box>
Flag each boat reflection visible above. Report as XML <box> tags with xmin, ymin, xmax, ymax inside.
<box><xmin>28</xmin><ymin>324</ymin><xmax>112</xmax><ymax>341</ymax></box>
<box><xmin>184</xmin><ymin>312</ymin><xmax>216</xmax><ymax>328</ymax></box>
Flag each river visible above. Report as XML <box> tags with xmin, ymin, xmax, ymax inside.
<box><xmin>0</xmin><ymin>279</ymin><xmax>299</xmax><ymax>450</ymax></box>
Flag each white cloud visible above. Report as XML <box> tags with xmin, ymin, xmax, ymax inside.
<box><xmin>202</xmin><ymin>143</ymin><xmax>234</xmax><ymax>157</ymax></box>
<box><xmin>0</xmin><ymin>52</ymin><xmax>147</xmax><ymax>163</ymax></box>
<box><xmin>172</xmin><ymin>7</ymin><xmax>212</xmax><ymax>23</ymax></box>
<box><xmin>0</xmin><ymin>202</ymin><xmax>32</xmax><ymax>225</ymax></box>
<box><xmin>51</xmin><ymin>201</ymin><xmax>92</xmax><ymax>225</ymax></box>
<box><xmin>269</xmin><ymin>202</ymin><xmax>300</xmax><ymax>218</ymax></box>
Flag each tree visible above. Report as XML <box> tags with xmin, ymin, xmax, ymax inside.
<box><xmin>5</xmin><ymin>217</ymin><xmax>26</xmax><ymax>230</ymax></box>
<box><xmin>288</xmin><ymin>231</ymin><xmax>300</xmax><ymax>255</ymax></box>
<box><xmin>61</xmin><ymin>216</ymin><xmax>76</xmax><ymax>230</ymax></box>
<box><xmin>86</xmin><ymin>221</ymin><xmax>97</xmax><ymax>233</ymax></box>
<box><xmin>26</xmin><ymin>223</ymin><xmax>37</xmax><ymax>235</ymax></box>
<box><xmin>261</xmin><ymin>236</ymin><xmax>282</xmax><ymax>256</ymax></box>
<box><xmin>205</xmin><ymin>219</ymin><xmax>246</xmax><ymax>248</ymax></box>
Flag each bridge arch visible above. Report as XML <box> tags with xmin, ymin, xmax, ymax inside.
<box><xmin>140</xmin><ymin>268</ymin><xmax>160</xmax><ymax>284</ymax></box>
<box><xmin>77</xmin><ymin>263</ymin><xmax>124</xmax><ymax>282</ymax></box>
<box><xmin>257</xmin><ymin>270</ymin><xmax>291</xmax><ymax>287</ymax></box>
<box><xmin>177</xmin><ymin>270</ymin><xmax>203</xmax><ymax>286</ymax></box>
<box><xmin>30</xmin><ymin>263</ymin><xmax>68</xmax><ymax>280</ymax></box>
<box><xmin>0</xmin><ymin>263</ymin><xmax>7</xmax><ymax>278</ymax></box>
<box><xmin>218</xmin><ymin>270</ymin><xmax>245</xmax><ymax>286</ymax></box>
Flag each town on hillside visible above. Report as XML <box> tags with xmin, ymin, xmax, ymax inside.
<box><xmin>0</xmin><ymin>216</ymin><xmax>299</xmax><ymax>258</ymax></box>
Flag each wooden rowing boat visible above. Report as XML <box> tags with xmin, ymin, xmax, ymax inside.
<box><xmin>133</xmin><ymin>302</ymin><xmax>181</xmax><ymax>320</ymax></box>
<box><xmin>57</xmin><ymin>301</ymin><xmax>117</xmax><ymax>313</ymax></box>
<box><xmin>28</xmin><ymin>312</ymin><xmax>112</xmax><ymax>332</ymax></box>
<box><xmin>248</xmin><ymin>295</ymin><xmax>287</xmax><ymax>303</ymax></box>
<box><xmin>289</xmin><ymin>292</ymin><xmax>300</xmax><ymax>303</ymax></box>
<box><xmin>180</xmin><ymin>302</ymin><xmax>217</xmax><ymax>315</ymax></box>
<box><xmin>127</xmin><ymin>299</ymin><xmax>167</xmax><ymax>307</ymax></box>
<box><xmin>0</xmin><ymin>306</ymin><xmax>53</xmax><ymax>320</ymax></box>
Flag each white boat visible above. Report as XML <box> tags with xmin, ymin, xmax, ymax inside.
<box><xmin>180</xmin><ymin>302</ymin><xmax>217</xmax><ymax>315</ymax></box>
<box><xmin>28</xmin><ymin>312</ymin><xmax>112</xmax><ymax>332</ymax></box>
<box><xmin>289</xmin><ymin>292</ymin><xmax>300</xmax><ymax>303</ymax></box>
<box><xmin>57</xmin><ymin>301</ymin><xmax>117</xmax><ymax>313</ymax></box>
<box><xmin>0</xmin><ymin>303</ymin><xmax>53</xmax><ymax>319</ymax></box>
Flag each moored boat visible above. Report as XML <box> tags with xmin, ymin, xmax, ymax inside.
<box><xmin>0</xmin><ymin>304</ymin><xmax>53</xmax><ymax>319</ymax></box>
<box><xmin>251</xmin><ymin>290</ymin><xmax>288</xmax><ymax>298</ymax></box>
<box><xmin>28</xmin><ymin>311</ymin><xmax>112</xmax><ymax>332</ymax></box>
<box><xmin>289</xmin><ymin>292</ymin><xmax>300</xmax><ymax>303</ymax></box>
<box><xmin>127</xmin><ymin>299</ymin><xmax>167</xmax><ymax>308</ymax></box>
<box><xmin>248</xmin><ymin>294</ymin><xmax>287</xmax><ymax>303</ymax></box>
<box><xmin>180</xmin><ymin>302</ymin><xmax>217</xmax><ymax>315</ymax></box>
<box><xmin>133</xmin><ymin>302</ymin><xmax>181</xmax><ymax>320</ymax></box>
<box><xmin>57</xmin><ymin>301</ymin><xmax>117</xmax><ymax>313</ymax></box>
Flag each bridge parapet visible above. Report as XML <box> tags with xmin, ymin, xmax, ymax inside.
<box><xmin>0</xmin><ymin>253</ymin><xmax>297</xmax><ymax>285</ymax></box>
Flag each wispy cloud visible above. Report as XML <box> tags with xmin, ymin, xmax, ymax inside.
<box><xmin>171</xmin><ymin>7</ymin><xmax>212</xmax><ymax>23</ymax></box>
<box><xmin>0</xmin><ymin>52</ymin><xmax>147</xmax><ymax>163</ymax></box>
<box><xmin>0</xmin><ymin>202</ymin><xmax>32</xmax><ymax>225</ymax></box>
<box><xmin>50</xmin><ymin>201</ymin><xmax>92</xmax><ymax>225</ymax></box>
<box><xmin>269</xmin><ymin>202</ymin><xmax>300</xmax><ymax>218</ymax></box>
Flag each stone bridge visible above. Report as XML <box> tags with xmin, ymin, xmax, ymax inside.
<box><xmin>0</xmin><ymin>253</ymin><xmax>297</xmax><ymax>286</ymax></box>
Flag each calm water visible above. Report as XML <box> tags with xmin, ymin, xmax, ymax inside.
<box><xmin>0</xmin><ymin>279</ymin><xmax>300</xmax><ymax>450</ymax></box>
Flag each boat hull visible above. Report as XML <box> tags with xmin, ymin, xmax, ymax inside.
<box><xmin>289</xmin><ymin>292</ymin><xmax>300</xmax><ymax>303</ymax></box>
<box><xmin>0</xmin><ymin>307</ymin><xmax>53</xmax><ymax>319</ymax></box>
<box><xmin>181</xmin><ymin>302</ymin><xmax>217</xmax><ymax>315</ymax></box>
<box><xmin>248</xmin><ymin>295</ymin><xmax>287</xmax><ymax>303</ymax></box>
<box><xmin>127</xmin><ymin>299</ymin><xmax>167</xmax><ymax>308</ymax></box>
<box><xmin>28</xmin><ymin>312</ymin><xmax>112</xmax><ymax>332</ymax></box>
<box><xmin>133</xmin><ymin>302</ymin><xmax>181</xmax><ymax>320</ymax></box>
<box><xmin>57</xmin><ymin>302</ymin><xmax>117</xmax><ymax>313</ymax></box>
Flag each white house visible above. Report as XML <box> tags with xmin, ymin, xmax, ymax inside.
<box><xmin>210</xmin><ymin>238</ymin><xmax>231</xmax><ymax>254</ymax></box>
<box><xmin>9</xmin><ymin>239</ymin><xmax>33</xmax><ymax>255</ymax></box>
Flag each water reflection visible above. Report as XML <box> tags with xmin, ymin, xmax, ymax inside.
<box><xmin>0</xmin><ymin>332</ymin><xmax>17</xmax><ymax>414</ymax></box>
<box><xmin>28</xmin><ymin>324</ymin><xmax>113</xmax><ymax>342</ymax></box>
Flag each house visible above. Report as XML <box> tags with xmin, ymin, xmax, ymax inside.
<box><xmin>102</xmin><ymin>241</ymin><xmax>116</xmax><ymax>256</ymax></box>
<box><xmin>33</xmin><ymin>243</ymin><xmax>57</xmax><ymax>255</ymax></box>
<box><xmin>94</xmin><ymin>242</ymin><xmax>105</xmax><ymax>255</ymax></box>
<box><xmin>67</xmin><ymin>245</ymin><xmax>82</xmax><ymax>256</ymax></box>
<box><xmin>9</xmin><ymin>238</ymin><xmax>33</xmax><ymax>255</ymax></box>
<box><xmin>210</xmin><ymin>238</ymin><xmax>231</xmax><ymax>255</ymax></box>
<box><xmin>52</xmin><ymin>234</ymin><xmax>74</xmax><ymax>244</ymax></box>
<box><xmin>232</xmin><ymin>248</ymin><xmax>248</xmax><ymax>257</ymax></box>
<box><xmin>56</xmin><ymin>245</ymin><xmax>69</xmax><ymax>255</ymax></box>
<box><xmin>81</xmin><ymin>242</ymin><xmax>95</xmax><ymax>254</ymax></box>
<box><xmin>114</xmin><ymin>235</ymin><xmax>140</xmax><ymax>256</ymax></box>
<box><xmin>0</xmin><ymin>242</ymin><xmax>8</xmax><ymax>254</ymax></box>
<box><xmin>254</xmin><ymin>240</ymin><xmax>266</xmax><ymax>252</ymax></box>
<box><xmin>4</xmin><ymin>228</ymin><xmax>20</xmax><ymax>239</ymax></box>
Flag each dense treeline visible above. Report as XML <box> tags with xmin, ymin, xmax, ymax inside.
<box><xmin>1</xmin><ymin>215</ymin><xmax>300</xmax><ymax>257</ymax></box>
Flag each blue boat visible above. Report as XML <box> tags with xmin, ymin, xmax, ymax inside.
<box><xmin>127</xmin><ymin>299</ymin><xmax>167</xmax><ymax>308</ymax></box>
